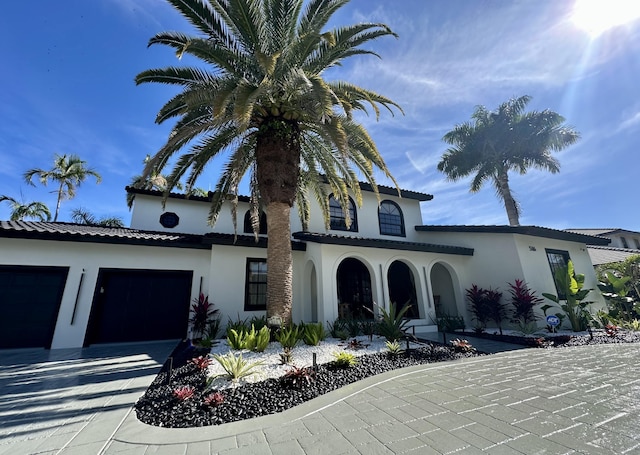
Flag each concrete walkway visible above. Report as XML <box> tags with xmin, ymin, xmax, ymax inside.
<box><xmin>2</xmin><ymin>341</ymin><xmax>640</xmax><ymax>454</ymax></box>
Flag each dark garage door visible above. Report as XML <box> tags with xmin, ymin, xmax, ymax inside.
<box><xmin>0</xmin><ymin>266</ymin><xmax>69</xmax><ymax>349</ymax></box>
<box><xmin>85</xmin><ymin>269</ymin><xmax>193</xmax><ymax>345</ymax></box>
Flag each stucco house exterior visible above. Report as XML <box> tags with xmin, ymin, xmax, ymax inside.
<box><xmin>0</xmin><ymin>183</ymin><xmax>609</xmax><ymax>350</ymax></box>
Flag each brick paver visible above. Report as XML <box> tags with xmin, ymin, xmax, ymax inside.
<box><xmin>2</xmin><ymin>342</ymin><xmax>639</xmax><ymax>454</ymax></box>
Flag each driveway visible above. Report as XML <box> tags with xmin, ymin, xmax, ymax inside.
<box><xmin>1</xmin><ymin>341</ymin><xmax>640</xmax><ymax>454</ymax></box>
<box><xmin>0</xmin><ymin>341</ymin><xmax>176</xmax><ymax>455</ymax></box>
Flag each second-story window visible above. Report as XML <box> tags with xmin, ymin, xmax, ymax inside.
<box><xmin>621</xmin><ymin>236</ymin><xmax>629</xmax><ymax>248</ymax></box>
<box><xmin>329</xmin><ymin>195</ymin><xmax>358</xmax><ymax>232</ymax></box>
<box><xmin>378</xmin><ymin>200</ymin><xmax>405</xmax><ymax>236</ymax></box>
<box><xmin>243</xmin><ymin>210</ymin><xmax>267</xmax><ymax>235</ymax></box>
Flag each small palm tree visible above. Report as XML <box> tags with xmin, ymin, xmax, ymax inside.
<box><xmin>71</xmin><ymin>207</ymin><xmax>125</xmax><ymax>227</ymax></box>
<box><xmin>136</xmin><ymin>0</ymin><xmax>401</xmax><ymax>325</ymax></box>
<box><xmin>437</xmin><ymin>95</ymin><xmax>580</xmax><ymax>226</ymax></box>
<box><xmin>24</xmin><ymin>154</ymin><xmax>102</xmax><ymax>221</ymax></box>
<box><xmin>0</xmin><ymin>195</ymin><xmax>51</xmax><ymax>221</ymax></box>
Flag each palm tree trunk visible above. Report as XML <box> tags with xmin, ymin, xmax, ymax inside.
<box><xmin>255</xmin><ymin>119</ymin><xmax>300</xmax><ymax>327</ymax></box>
<box><xmin>54</xmin><ymin>182</ymin><xmax>64</xmax><ymax>222</ymax></box>
<box><xmin>265</xmin><ymin>201</ymin><xmax>293</xmax><ymax>326</ymax></box>
<box><xmin>496</xmin><ymin>169</ymin><xmax>520</xmax><ymax>226</ymax></box>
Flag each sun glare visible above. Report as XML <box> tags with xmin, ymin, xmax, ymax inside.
<box><xmin>572</xmin><ymin>0</ymin><xmax>640</xmax><ymax>37</ymax></box>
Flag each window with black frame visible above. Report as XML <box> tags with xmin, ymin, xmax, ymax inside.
<box><xmin>244</xmin><ymin>259</ymin><xmax>267</xmax><ymax>311</ymax></box>
<box><xmin>546</xmin><ymin>249</ymin><xmax>570</xmax><ymax>299</ymax></box>
<box><xmin>329</xmin><ymin>195</ymin><xmax>357</xmax><ymax>232</ymax></box>
<box><xmin>243</xmin><ymin>210</ymin><xmax>267</xmax><ymax>235</ymax></box>
<box><xmin>378</xmin><ymin>200</ymin><xmax>405</xmax><ymax>236</ymax></box>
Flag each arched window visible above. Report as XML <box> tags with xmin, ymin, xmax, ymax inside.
<box><xmin>378</xmin><ymin>200</ymin><xmax>405</xmax><ymax>236</ymax></box>
<box><xmin>329</xmin><ymin>195</ymin><xmax>358</xmax><ymax>232</ymax></box>
<box><xmin>243</xmin><ymin>210</ymin><xmax>267</xmax><ymax>235</ymax></box>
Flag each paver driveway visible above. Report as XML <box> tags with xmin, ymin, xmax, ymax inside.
<box><xmin>1</xmin><ymin>341</ymin><xmax>639</xmax><ymax>454</ymax></box>
<box><xmin>0</xmin><ymin>341</ymin><xmax>175</xmax><ymax>455</ymax></box>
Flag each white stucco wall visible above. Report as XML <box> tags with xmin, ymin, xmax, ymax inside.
<box><xmin>0</xmin><ymin>238</ymin><xmax>210</xmax><ymax>349</ymax></box>
<box><xmin>130</xmin><ymin>187</ymin><xmax>427</xmax><ymax>241</ymax></box>
<box><xmin>415</xmin><ymin>230</ymin><xmax>606</xmax><ymax>329</ymax></box>
<box><xmin>203</xmin><ymin>245</ymin><xmax>306</xmax><ymax>327</ymax></box>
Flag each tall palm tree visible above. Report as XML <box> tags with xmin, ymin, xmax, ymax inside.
<box><xmin>24</xmin><ymin>154</ymin><xmax>102</xmax><ymax>222</ymax></box>
<box><xmin>0</xmin><ymin>195</ymin><xmax>51</xmax><ymax>221</ymax></box>
<box><xmin>136</xmin><ymin>0</ymin><xmax>401</xmax><ymax>326</ymax></box>
<box><xmin>437</xmin><ymin>95</ymin><xmax>580</xmax><ymax>226</ymax></box>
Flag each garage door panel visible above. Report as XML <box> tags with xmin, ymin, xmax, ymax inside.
<box><xmin>0</xmin><ymin>266</ymin><xmax>68</xmax><ymax>349</ymax></box>
<box><xmin>86</xmin><ymin>269</ymin><xmax>192</xmax><ymax>345</ymax></box>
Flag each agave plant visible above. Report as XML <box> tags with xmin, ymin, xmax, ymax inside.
<box><xmin>209</xmin><ymin>351</ymin><xmax>264</xmax><ymax>385</ymax></box>
<box><xmin>370</xmin><ymin>301</ymin><xmax>412</xmax><ymax>342</ymax></box>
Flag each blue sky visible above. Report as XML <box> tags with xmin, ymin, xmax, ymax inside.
<box><xmin>1</xmin><ymin>0</ymin><xmax>639</xmax><ymax>230</ymax></box>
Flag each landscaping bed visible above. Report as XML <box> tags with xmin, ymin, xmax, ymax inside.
<box><xmin>451</xmin><ymin>328</ymin><xmax>640</xmax><ymax>347</ymax></box>
<box><xmin>135</xmin><ymin>339</ymin><xmax>479</xmax><ymax>428</ymax></box>
<box><xmin>135</xmin><ymin>329</ymin><xmax>640</xmax><ymax>429</ymax></box>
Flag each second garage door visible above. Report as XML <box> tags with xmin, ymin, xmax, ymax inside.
<box><xmin>85</xmin><ymin>269</ymin><xmax>193</xmax><ymax>345</ymax></box>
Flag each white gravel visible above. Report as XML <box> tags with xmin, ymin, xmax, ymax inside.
<box><xmin>205</xmin><ymin>335</ymin><xmax>420</xmax><ymax>390</ymax></box>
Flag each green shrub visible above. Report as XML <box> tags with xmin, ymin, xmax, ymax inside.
<box><xmin>226</xmin><ymin>316</ymin><xmax>249</xmax><ymax>337</ymax></box>
<box><xmin>275</xmin><ymin>324</ymin><xmax>301</xmax><ymax>349</ymax></box>
<box><xmin>385</xmin><ymin>340</ymin><xmax>403</xmax><ymax>356</ymax></box>
<box><xmin>302</xmin><ymin>322</ymin><xmax>326</xmax><ymax>346</ymax></box>
<box><xmin>543</xmin><ymin>261</ymin><xmax>594</xmax><ymax>332</ymax></box>
<box><xmin>346</xmin><ymin>318</ymin><xmax>362</xmax><ymax>337</ymax></box>
<box><xmin>249</xmin><ymin>315</ymin><xmax>268</xmax><ymax>331</ymax></box>
<box><xmin>436</xmin><ymin>314</ymin><xmax>466</xmax><ymax>332</ymax></box>
<box><xmin>209</xmin><ymin>351</ymin><xmax>263</xmax><ymax>385</ymax></box>
<box><xmin>361</xmin><ymin>319</ymin><xmax>376</xmax><ymax>341</ymax></box>
<box><xmin>374</xmin><ymin>302</ymin><xmax>411</xmax><ymax>342</ymax></box>
<box><xmin>327</xmin><ymin>318</ymin><xmax>346</xmax><ymax>338</ymax></box>
<box><xmin>226</xmin><ymin>324</ymin><xmax>270</xmax><ymax>352</ymax></box>
<box><xmin>254</xmin><ymin>326</ymin><xmax>271</xmax><ymax>352</ymax></box>
<box><xmin>226</xmin><ymin>328</ymin><xmax>247</xmax><ymax>350</ymax></box>
<box><xmin>331</xmin><ymin>351</ymin><xmax>358</xmax><ymax>368</ymax></box>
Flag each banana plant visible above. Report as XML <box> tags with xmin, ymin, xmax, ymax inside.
<box><xmin>542</xmin><ymin>261</ymin><xmax>593</xmax><ymax>332</ymax></box>
<box><xmin>598</xmin><ymin>272</ymin><xmax>638</xmax><ymax>322</ymax></box>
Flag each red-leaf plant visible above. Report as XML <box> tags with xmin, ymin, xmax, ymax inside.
<box><xmin>508</xmin><ymin>279</ymin><xmax>544</xmax><ymax>325</ymax></box>
<box><xmin>173</xmin><ymin>385</ymin><xmax>195</xmax><ymax>401</ymax></box>
<box><xmin>203</xmin><ymin>392</ymin><xmax>224</xmax><ymax>406</ymax></box>
<box><xmin>190</xmin><ymin>293</ymin><xmax>219</xmax><ymax>339</ymax></box>
<box><xmin>190</xmin><ymin>355</ymin><xmax>213</xmax><ymax>370</ymax></box>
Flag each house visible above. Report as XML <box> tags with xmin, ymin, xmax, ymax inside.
<box><xmin>565</xmin><ymin>228</ymin><xmax>640</xmax><ymax>266</ymax></box>
<box><xmin>0</xmin><ymin>184</ymin><xmax>609</xmax><ymax>350</ymax></box>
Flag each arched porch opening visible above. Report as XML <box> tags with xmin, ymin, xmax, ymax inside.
<box><xmin>430</xmin><ymin>262</ymin><xmax>457</xmax><ymax>317</ymax></box>
<box><xmin>336</xmin><ymin>258</ymin><xmax>373</xmax><ymax>319</ymax></box>
<box><xmin>387</xmin><ymin>260</ymin><xmax>420</xmax><ymax>318</ymax></box>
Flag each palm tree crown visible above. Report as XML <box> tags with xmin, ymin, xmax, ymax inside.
<box><xmin>136</xmin><ymin>0</ymin><xmax>401</xmax><ymax>325</ymax></box>
<box><xmin>24</xmin><ymin>154</ymin><xmax>102</xmax><ymax>222</ymax></box>
<box><xmin>437</xmin><ymin>95</ymin><xmax>579</xmax><ymax>226</ymax></box>
<box><xmin>0</xmin><ymin>195</ymin><xmax>51</xmax><ymax>221</ymax></box>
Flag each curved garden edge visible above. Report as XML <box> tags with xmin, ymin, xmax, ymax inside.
<box><xmin>115</xmin><ymin>350</ymin><xmax>516</xmax><ymax>446</ymax></box>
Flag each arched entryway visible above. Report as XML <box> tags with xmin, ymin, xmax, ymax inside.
<box><xmin>430</xmin><ymin>262</ymin><xmax>458</xmax><ymax>317</ymax></box>
<box><xmin>336</xmin><ymin>258</ymin><xmax>373</xmax><ymax>319</ymax></box>
<box><xmin>387</xmin><ymin>261</ymin><xmax>419</xmax><ymax>318</ymax></box>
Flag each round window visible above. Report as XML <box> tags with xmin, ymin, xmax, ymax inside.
<box><xmin>159</xmin><ymin>212</ymin><xmax>179</xmax><ymax>228</ymax></box>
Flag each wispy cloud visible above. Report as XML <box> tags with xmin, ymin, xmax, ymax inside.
<box><xmin>616</xmin><ymin>110</ymin><xmax>640</xmax><ymax>133</ymax></box>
